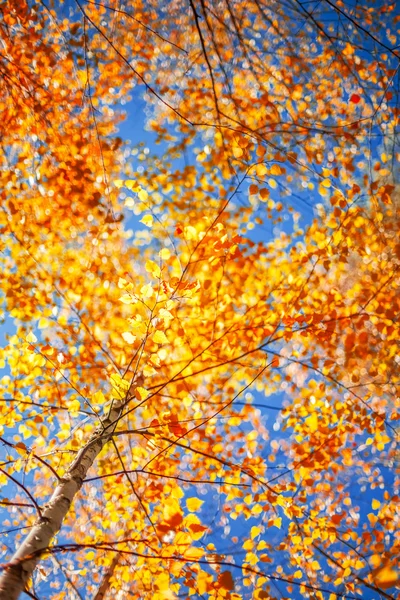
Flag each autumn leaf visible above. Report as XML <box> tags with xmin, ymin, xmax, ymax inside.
<box><xmin>145</xmin><ymin>260</ymin><xmax>161</xmax><ymax>279</ymax></box>
<box><xmin>186</xmin><ymin>497</ymin><xmax>204</xmax><ymax>512</ymax></box>
<box><xmin>218</xmin><ymin>571</ymin><xmax>234</xmax><ymax>591</ymax></box>
<box><xmin>140</xmin><ymin>214</ymin><xmax>153</xmax><ymax>227</ymax></box>
<box><xmin>121</xmin><ymin>331</ymin><xmax>136</xmax><ymax>344</ymax></box>
<box><xmin>350</xmin><ymin>93</ymin><xmax>361</xmax><ymax>103</ymax></box>
<box><xmin>372</xmin><ymin>564</ymin><xmax>399</xmax><ymax>589</ymax></box>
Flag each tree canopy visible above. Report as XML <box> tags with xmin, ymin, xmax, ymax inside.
<box><xmin>0</xmin><ymin>0</ymin><xmax>398</xmax><ymax>599</ymax></box>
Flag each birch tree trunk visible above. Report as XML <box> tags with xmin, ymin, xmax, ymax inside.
<box><xmin>0</xmin><ymin>399</ymin><xmax>125</xmax><ymax>600</ymax></box>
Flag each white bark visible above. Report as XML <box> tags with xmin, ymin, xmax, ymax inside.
<box><xmin>0</xmin><ymin>399</ymin><xmax>125</xmax><ymax>600</ymax></box>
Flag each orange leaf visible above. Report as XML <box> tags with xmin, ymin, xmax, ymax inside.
<box><xmin>249</xmin><ymin>184</ymin><xmax>259</xmax><ymax>195</ymax></box>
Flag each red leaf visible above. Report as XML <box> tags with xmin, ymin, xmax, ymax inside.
<box><xmin>271</xmin><ymin>356</ymin><xmax>280</xmax><ymax>368</ymax></box>
<box><xmin>350</xmin><ymin>93</ymin><xmax>361</xmax><ymax>104</ymax></box>
<box><xmin>218</xmin><ymin>571</ymin><xmax>234</xmax><ymax>591</ymax></box>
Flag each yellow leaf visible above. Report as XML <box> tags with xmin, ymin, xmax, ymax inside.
<box><xmin>371</xmin><ymin>498</ymin><xmax>380</xmax><ymax>510</ymax></box>
<box><xmin>292</xmin><ymin>535</ymin><xmax>302</xmax><ymax>545</ymax></box>
<box><xmin>153</xmin><ymin>330</ymin><xmax>169</xmax><ymax>345</ymax></box>
<box><xmin>68</xmin><ymin>398</ymin><xmax>81</xmax><ymax>414</ymax></box>
<box><xmin>370</xmin><ymin>554</ymin><xmax>381</xmax><ymax>569</ymax></box>
<box><xmin>257</xmin><ymin>540</ymin><xmax>267</xmax><ymax>551</ymax></box>
<box><xmin>186</xmin><ymin>497</ymin><xmax>204</xmax><ymax>512</ymax></box>
<box><xmin>77</xmin><ymin>70</ymin><xmax>87</xmax><ymax>85</ymax></box>
<box><xmin>138</xmin><ymin>188</ymin><xmax>148</xmax><ymax>201</ymax></box>
<box><xmin>26</xmin><ymin>331</ymin><xmax>37</xmax><ymax>343</ymax></box>
<box><xmin>197</xmin><ymin>571</ymin><xmax>211</xmax><ymax>595</ymax></box>
<box><xmin>159</xmin><ymin>309</ymin><xmax>173</xmax><ymax>324</ymax></box>
<box><xmin>184</xmin><ymin>225</ymin><xmax>198</xmax><ymax>240</ymax></box>
<box><xmin>185</xmin><ymin>514</ymin><xmax>207</xmax><ymax>540</ymax></box>
<box><xmin>159</xmin><ymin>248</ymin><xmax>171</xmax><ymax>260</ymax></box>
<box><xmin>171</xmin><ymin>486</ymin><xmax>184</xmax><ymax>500</ymax></box>
<box><xmin>294</xmin><ymin>569</ymin><xmax>302</xmax><ymax>579</ymax></box>
<box><xmin>321</xmin><ymin>178</ymin><xmax>331</xmax><ymax>188</ymax></box>
<box><xmin>273</xmin><ymin>517</ymin><xmax>282</xmax><ymax>529</ymax></box>
<box><xmin>134</xmin><ymin>386</ymin><xmax>147</xmax><ymax>401</ymax></box>
<box><xmin>122</xmin><ymin>332</ymin><xmax>136</xmax><ymax>344</ymax></box>
<box><xmin>145</xmin><ymin>260</ymin><xmax>161</xmax><ymax>279</ymax></box>
<box><xmin>175</xmin><ymin>534</ymin><xmax>191</xmax><ymax>550</ymax></box>
<box><xmin>109</xmin><ymin>373</ymin><xmax>129</xmax><ymax>397</ymax></box>
<box><xmin>143</xmin><ymin>364</ymin><xmax>157</xmax><ymax>377</ymax></box>
<box><xmin>245</xmin><ymin>551</ymin><xmax>259</xmax><ymax>565</ymax></box>
<box><xmin>311</xmin><ymin>560</ymin><xmax>321</xmax><ymax>571</ymax></box>
<box><xmin>255</xmin><ymin>163</ymin><xmax>268</xmax><ymax>176</ymax></box>
<box><xmin>155</xmin><ymin>572</ymin><xmax>170</xmax><ymax>592</ymax></box>
<box><xmin>129</xmin><ymin>315</ymin><xmax>143</xmax><ymax>328</ymax></box>
<box><xmin>305</xmin><ymin>412</ymin><xmax>318</xmax><ymax>433</ymax></box>
<box><xmin>184</xmin><ymin>547</ymin><xmax>204</xmax><ymax>560</ymax></box>
<box><xmin>251</xmin><ymin>526</ymin><xmax>261</xmax><ymax>539</ymax></box>
<box><xmin>120</xmin><ymin>293</ymin><xmax>134</xmax><ymax>304</ymax></box>
<box><xmin>125</xmin><ymin>179</ymin><xmax>140</xmax><ymax>191</ymax></box>
<box><xmin>140</xmin><ymin>214</ymin><xmax>153</xmax><ymax>227</ymax></box>
<box><xmin>92</xmin><ymin>390</ymin><xmax>105</xmax><ymax>406</ymax></box>
<box><xmin>140</xmin><ymin>283</ymin><xmax>154</xmax><ymax>298</ymax></box>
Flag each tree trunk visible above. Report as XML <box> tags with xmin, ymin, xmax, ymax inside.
<box><xmin>0</xmin><ymin>399</ymin><xmax>125</xmax><ymax>600</ymax></box>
